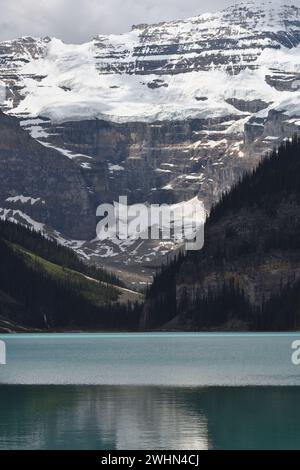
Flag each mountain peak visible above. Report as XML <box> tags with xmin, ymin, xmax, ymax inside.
<box><xmin>217</xmin><ymin>0</ymin><xmax>300</xmax><ymax>33</ymax></box>
<box><xmin>222</xmin><ymin>0</ymin><xmax>300</xmax><ymax>17</ymax></box>
<box><xmin>129</xmin><ymin>1</ymin><xmax>300</xmax><ymax>37</ymax></box>
<box><xmin>0</xmin><ymin>0</ymin><xmax>300</xmax><ymax>277</ymax></box>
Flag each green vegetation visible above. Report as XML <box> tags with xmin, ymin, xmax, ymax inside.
<box><xmin>10</xmin><ymin>242</ymin><xmax>119</xmax><ymax>305</ymax></box>
<box><xmin>0</xmin><ymin>219</ymin><xmax>124</xmax><ymax>287</ymax></box>
<box><xmin>0</xmin><ymin>220</ymin><xmax>142</xmax><ymax>331</ymax></box>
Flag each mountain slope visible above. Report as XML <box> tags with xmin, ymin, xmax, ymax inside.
<box><xmin>0</xmin><ymin>110</ymin><xmax>97</xmax><ymax>240</ymax></box>
<box><xmin>2</xmin><ymin>1</ymin><xmax>300</xmax><ymax>121</ymax></box>
<box><xmin>0</xmin><ymin>1</ymin><xmax>300</xmax><ymax>273</ymax></box>
<box><xmin>142</xmin><ymin>137</ymin><xmax>300</xmax><ymax>331</ymax></box>
<box><xmin>0</xmin><ymin>220</ymin><xmax>142</xmax><ymax>332</ymax></box>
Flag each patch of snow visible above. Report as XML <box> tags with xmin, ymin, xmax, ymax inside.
<box><xmin>264</xmin><ymin>136</ymin><xmax>279</xmax><ymax>141</ymax></box>
<box><xmin>35</xmin><ymin>140</ymin><xmax>93</xmax><ymax>161</ymax></box>
<box><xmin>6</xmin><ymin>195</ymin><xmax>43</xmax><ymax>205</ymax></box>
<box><xmin>156</xmin><ymin>168</ymin><xmax>172</xmax><ymax>173</ymax></box>
<box><xmin>80</xmin><ymin>162</ymin><xmax>92</xmax><ymax>169</ymax></box>
<box><xmin>0</xmin><ymin>208</ymin><xmax>45</xmax><ymax>232</ymax></box>
<box><xmin>109</xmin><ymin>164</ymin><xmax>125</xmax><ymax>172</ymax></box>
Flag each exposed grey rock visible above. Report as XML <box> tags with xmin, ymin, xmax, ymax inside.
<box><xmin>0</xmin><ymin>2</ymin><xmax>299</xmax><ymax>279</ymax></box>
<box><xmin>0</xmin><ymin>112</ymin><xmax>96</xmax><ymax>239</ymax></box>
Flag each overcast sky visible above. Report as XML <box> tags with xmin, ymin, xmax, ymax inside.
<box><xmin>0</xmin><ymin>0</ymin><xmax>239</xmax><ymax>43</ymax></box>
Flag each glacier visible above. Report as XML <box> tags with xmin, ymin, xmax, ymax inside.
<box><xmin>0</xmin><ymin>0</ymin><xmax>300</xmax><ymax>285</ymax></box>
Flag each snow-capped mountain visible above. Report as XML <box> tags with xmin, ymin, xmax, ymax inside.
<box><xmin>2</xmin><ymin>1</ymin><xmax>300</xmax><ymax>122</ymax></box>
<box><xmin>0</xmin><ymin>1</ymin><xmax>300</xmax><ymax>285</ymax></box>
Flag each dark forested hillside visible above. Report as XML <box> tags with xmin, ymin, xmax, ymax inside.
<box><xmin>0</xmin><ymin>219</ymin><xmax>124</xmax><ymax>287</ymax></box>
<box><xmin>3</xmin><ymin>136</ymin><xmax>300</xmax><ymax>333</ymax></box>
<box><xmin>0</xmin><ymin>220</ymin><xmax>142</xmax><ymax>332</ymax></box>
<box><xmin>142</xmin><ymin>137</ymin><xmax>300</xmax><ymax>331</ymax></box>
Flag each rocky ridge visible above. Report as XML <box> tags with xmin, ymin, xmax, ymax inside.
<box><xmin>0</xmin><ymin>1</ymin><xmax>300</xmax><ymax>285</ymax></box>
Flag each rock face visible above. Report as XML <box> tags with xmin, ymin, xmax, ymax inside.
<box><xmin>0</xmin><ymin>112</ymin><xmax>96</xmax><ymax>239</ymax></box>
<box><xmin>0</xmin><ymin>1</ymin><xmax>300</xmax><ymax>280</ymax></box>
<box><xmin>141</xmin><ymin>137</ymin><xmax>300</xmax><ymax>330</ymax></box>
<box><xmin>94</xmin><ymin>1</ymin><xmax>300</xmax><ymax>76</ymax></box>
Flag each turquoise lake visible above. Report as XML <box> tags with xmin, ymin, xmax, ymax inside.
<box><xmin>0</xmin><ymin>333</ymin><xmax>300</xmax><ymax>449</ymax></box>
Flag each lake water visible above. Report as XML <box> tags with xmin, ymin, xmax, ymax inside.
<box><xmin>0</xmin><ymin>333</ymin><xmax>300</xmax><ymax>449</ymax></box>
